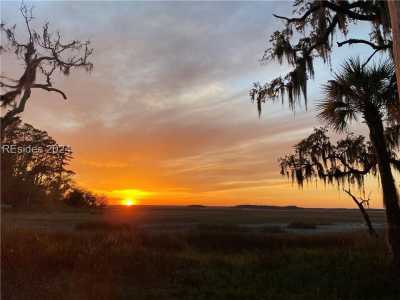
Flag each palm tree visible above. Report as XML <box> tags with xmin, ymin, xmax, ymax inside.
<box><xmin>388</xmin><ymin>0</ymin><xmax>400</xmax><ymax>101</ymax></box>
<box><xmin>318</xmin><ymin>58</ymin><xmax>400</xmax><ymax>266</ymax></box>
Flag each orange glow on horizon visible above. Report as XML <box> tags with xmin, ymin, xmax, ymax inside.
<box><xmin>81</xmin><ymin>175</ymin><xmax>387</xmax><ymax>208</ymax></box>
<box><xmin>96</xmin><ymin>189</ymin><xmax>151</xmax><ymax>206</ymax></box>
<box><xmin>122</xmin><ymin>198</ymin><xmax>137</xmax><ymax>206</ymax></box>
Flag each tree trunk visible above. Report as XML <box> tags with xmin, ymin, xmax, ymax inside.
<box><xmin>366</xmin><ymin>113</ymin><xmax>400</xmax><ymax>268</ymax></box>
<box><xmin>1</xmin><ymin>89</ymin><xmax>31</xmax><ymax>141</ymax></box>
<box><xmin>389</xmin><ymin>0</ymin><xmax>400</xmax><ymax>103</ymax></box>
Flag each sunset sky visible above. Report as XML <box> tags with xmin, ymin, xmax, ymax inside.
<box><xmin>1</xmin><ymin>1</ymin><xmax>390</xmax><ymax>208</ymax></box>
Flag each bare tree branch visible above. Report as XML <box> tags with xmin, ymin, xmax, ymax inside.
<box><xmin>1</xmin><ymin>3</ymin><xmax>93</xmax><ymax>136</ymax></box>
<box><xmin>273</xmin><ymin>1</ymin><xmax>377</xmax><ymax>24</ymax></box>
<box><xmin>344</xmin><ymin>189</ymin><xmax>378</xmax><ymax>237</ymax></box>
<box><xmin>31</xmin><ymin>84</ymin><xmax>67</xmax><ymax>99</ymax></box>
<box><xmin>337</xmin><ymin>38</ymin><xmax>392</xmax><ymax>50</ymax></box>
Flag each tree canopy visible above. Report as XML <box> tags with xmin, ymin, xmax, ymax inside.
<box><xmin>1</xmin><ymin>118</ymin><xmax>74</xmax><ymax>207</ymax></box>
<box><xmin>279</xmin><ymin>127</ymin><xmax>399</xmax><ymax>189</ymax></box>
<box><xmin>280</xmin><ymin>58</ymin><xmax>400</xmax><ymax>190</ymax></box>
<box><xmin>250</xmin><ymin>0</ymin><xmax>394</xmax><ymax>114</ymax></box>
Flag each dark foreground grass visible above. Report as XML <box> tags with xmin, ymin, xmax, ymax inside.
<box><xmin>2</xmin><ymin>228</ymin><xmax>400</xmax><ymax>300</ymax></box>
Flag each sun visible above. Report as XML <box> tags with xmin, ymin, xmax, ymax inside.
<box><xmin>122</xmin><ymin>198</ymin><xmax>137</xmax><ymax>206</ymax></box>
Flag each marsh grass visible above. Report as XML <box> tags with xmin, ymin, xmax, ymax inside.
<box><xmin>287</xmin><ymin>221</ymin><xmax>318</xmax><ymax>229</ymax></box>
<box><xmin>75</xmin><ymin>221</ymin><xmax>132</xmax><ymax>231</ymax></box>
<box><xmin>2</xmin><ymin>228</ymin><xmax>399</xmax><ymax>300</ymax></box>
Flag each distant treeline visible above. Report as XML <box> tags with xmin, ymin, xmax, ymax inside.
<box><xmin>234</xmin><ymin>205</ymin><xmax>301</xmax><ymax>210</ymax></box>
<box><xmin>186</xmin><ymin>205</ymin><xmax>302</xmax><ymax>209</ymax></box>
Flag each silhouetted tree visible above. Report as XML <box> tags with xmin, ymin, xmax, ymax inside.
<box><xmin>281</xmin><ymin>59</ymin><xmax>400</xmax><ymax>266</ymax></box>
<box><xmin>0</xmin><ymin>4</ymin><xmax>93</xmax><ymax>135</ymax></box>
<box><xmin>1</xmin><ymin>118</ymin><xmax>74</xmax><ymax>207</ymax></box>
<box><xmin>250</xmin><ymin>0</ymin><xmax>399</xmax><ymax>113</ymax></box>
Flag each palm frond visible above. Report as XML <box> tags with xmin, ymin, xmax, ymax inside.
<box><xmin>318</xmin><ymin>57</ymin><xmax>397</xmax><ymax>130</ymax></box>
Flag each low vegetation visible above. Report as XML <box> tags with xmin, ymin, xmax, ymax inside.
<box><xmin>287</xmin><ymin>221</ymin><xmax>317</xmax><ymax>230</ymax></box>
<box><xmin>2</xmin><ymin>227</ymin><xmax>399</xmax><ymax>300</ymax></box>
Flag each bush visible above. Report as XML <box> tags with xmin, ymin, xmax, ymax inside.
<box><xmin>64</xmin><ymin>188</ymin><xmax>106</xmax><ymax>208</ymax></box>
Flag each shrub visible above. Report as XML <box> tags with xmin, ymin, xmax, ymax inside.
<box><xmin>64</xmin><ymin>187</ymin><xmax>106</xmax><ymax>208</ymax></box>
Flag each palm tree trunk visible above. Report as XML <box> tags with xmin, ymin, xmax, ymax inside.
<box><xmin>388</xmin><ymin>1</ymin><xmax>400</xmax><ymax>103</ymax></box>
<box><xmin>366</xmin><ymin>113</ymin><xmax>400</xmax><ymax>268</ymax></box>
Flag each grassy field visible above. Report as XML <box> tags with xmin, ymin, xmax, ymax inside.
<box><xmin>2</xmin><ymin>206</ymin><xmax>399</xmax><ymax>300</ymax></box>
